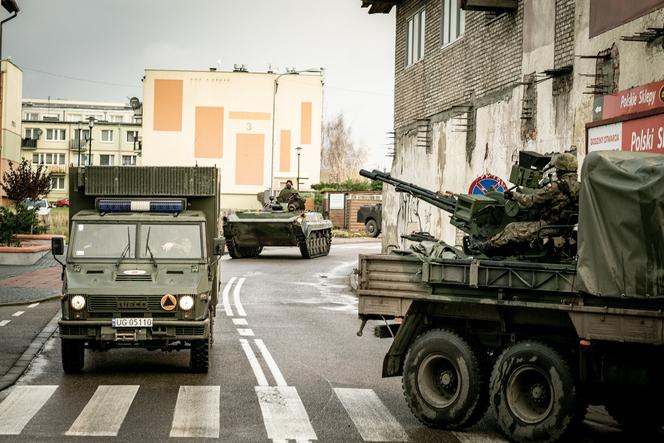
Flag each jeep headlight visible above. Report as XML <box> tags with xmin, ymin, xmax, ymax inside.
<box><xmin>70</xmin><ymin>295</ymin><xmax>86</xmax><ymax>311</ymax></box>
<box><xmin>179</xmin><ymin>295</ymin><xmax>194</xmax><ymax>311</ymax></box>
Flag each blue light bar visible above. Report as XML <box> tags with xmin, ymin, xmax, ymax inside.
<box><xmin>96</xmin><ymin>198</ymin><xmax>186</xmax><ymax>213</ymax></box>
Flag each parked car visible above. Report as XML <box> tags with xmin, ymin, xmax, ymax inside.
<box><xmin>356</xmin><ymin>203</ymin><xmax>382</xmax><ymax>237</ymax></box>
<box><xmin>24</xmin><ymin>198</ymin><xmax>51</xmax><ymax>216</ymax></box>
<box><xmin>54</xmin><ymin>198</ymin><xmax>70</xmax><ymax>207</ymax></box>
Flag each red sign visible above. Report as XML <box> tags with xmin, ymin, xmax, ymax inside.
<box><xmin>598</xmin><ymin>80</ymin><xmax>664</xmax><ymax>120</ymax></box>
<box><xmin>588</xmin><ymin>113</ymin><xmax>664</xmax><ymax>154</ymax></box>
<box><xmin>468</xmin><ymin>174</ymin><xmax>508</xmax><ymax>195</ymax></box>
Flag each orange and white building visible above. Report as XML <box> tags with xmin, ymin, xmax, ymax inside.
<box><xmin>141</xmin><ymin>68</ymin><xmax>324</xmax><ymax>210</ymax></box>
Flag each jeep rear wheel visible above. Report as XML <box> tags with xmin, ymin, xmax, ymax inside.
<box><xmin>365</xmin><ymin>219</ymin><xmax>380</xmax><ymax>237</ymax></box>
<box><xmin>190</xmin><ymin>339</ymin><xmax>210</xmax><ymax>373</ymax></box>
<box><xmin>61</xmin><ymin>339</ymin><xmax>85</xmax><ymax>374</ymax></box>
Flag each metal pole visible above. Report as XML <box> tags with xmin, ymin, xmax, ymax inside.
<box><xmin>87</xmin><ymin>129</ymin><xmax>92</xmax><ymax>166</ymax></box>
<box><xmin>0</xmin><ymin>12</ymin><xmax>18</xmax><ymax>61</ymax></box>
<box><xmin>77</xmin><ymin>125</ymin><xmax>81</xmax><ymax>167</ymax></box>
<box><xmin>297</xmin><ymin>152</ymin><xmax>301</xmax><ymax>191</ymax></box>
<box><xmin>269</xmin><ymin>79</ymin><xmax>278</xmax><ymax>196</ymax></box>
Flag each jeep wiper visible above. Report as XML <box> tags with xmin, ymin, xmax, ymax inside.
<box><xmin>144</xmin><ymin>227</ymin><xmax>158</xmax><ymax>269</ymax></box>
<box><xmin>115</xmin><ymin>227</ymin><xmax>131</xmax><ymax>268</ymax></box>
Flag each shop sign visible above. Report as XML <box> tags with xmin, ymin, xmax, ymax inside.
<box><xmin>593</xmin><ymin>79</ymin><xmax>664</xmax><ymax>121</ymax></box>
<box><xmin>588</xmin><ymin>113</ymin><xmax>664</xmax><ymax>154</ymax></box>
<box><xmin>468</xmin><ymin>174</ymin><xmax>508</xmax><ymax>195</ymax></box>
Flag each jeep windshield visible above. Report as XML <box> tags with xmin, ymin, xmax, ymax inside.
<box><xmin>139</xmin><ymin>224</ymin><xmax>204</xmax><ymax>260</ymax></box>
<box><xmin>70</xmin><ymin>223</ymin><xmax>136</xmax><ymax>258</ymax></box>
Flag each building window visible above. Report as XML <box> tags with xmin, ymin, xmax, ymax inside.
<box><xmin>122</xmin><ymin>155</ymin><xmax>137</xmax><ymax>166</ymax></box>
<box><xmin>42</xmin><ymin>114</ymin><xmax>60</xmax><ymax>122</ymax></box>
<box><xmin>50</xmin><ymin>176</ymin><xmax>65</xmax><ymax>190</ymax></box>
<box><xmin>25</xmin><ymin>112</ymin><xmax>39</xmax><ymax>121</ymax></box>
<box><xmin>67</xmin><ymin>114</ymin><xmax>82</xmax><ymax>122</ymax></box>
<box><xmin>25</xmin><ymin>128</ymin><xmax>40</xmax><ymax>139</ymax></box>
<box><xmin>73</xmin><ymin>128</ymin><xmax>90</xmax><ymax>142</ymax></box>
<box><xmin>126</xmin><ymin>131</ymin><xmax>139</xmax><ymax>143</ymax></box>
<box><xmin>441</xmin><ymin>0</ymin><xmax>465</xmax><ymax>46</ymax></box>
<box><xmin>45</xmin><ymin>128</ymin><xmax>66</xmax><ymax>141</ymax></box>
<box><xmin>33</xmin><ymin>153</ymin><xmax>66</xmax><ymax>165</ymax></box>
<box><xmin>111</xmin><ymin>115</ymin><xmax>124</xmax><ymax>123</ymax></box>
<box><xmin>101</xmin><ymin>129</ymin><xmax>114</xmax><ymax>142</ymax></box>
<box><xmin>407</xmin><ymin>9</ymin><xmax>426</xmax><ymax>66</ymax></box>
<box><xmin>78</xmin><ymin>154</ymin><xmax>90</xmax><ymax>165</ymax></box>
<box><xmin>100</xmin><ymin>154</ymin><xmax>115</xmax><ymax>166</ymax></box>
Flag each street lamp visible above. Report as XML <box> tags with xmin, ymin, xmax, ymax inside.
<box><xmin>296</xmin><ymin>146</ymin><xmax>302</xmax><ymax>191</ymax></box>
<box><xmin>269</xmin><ymin>67</ymin><xmax>323</xmax><ymax>195</ymax></box>
<box><xmin>0</xmin><ymin>0</ymin><xmax>19</xmax><ymax>61</ymax></box>
<box><xmin>76</xmin><ymin>122</ymin><xmax>81</xmax><ymax>167</ymax></box>
<box><xmin>87</xmin><ymin>116</ymin><xmax>94</xmax><ymax>166</ymax></box>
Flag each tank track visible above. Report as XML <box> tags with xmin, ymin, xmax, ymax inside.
<box><xmin>226</xmin><ymin>239</ymin><xmax>261</xmax><ymax>259</ymax></box>
<box><xmin>297</xmin><ymin>229</ymin><xmax>331</xmax><ymax>259</ymax></box>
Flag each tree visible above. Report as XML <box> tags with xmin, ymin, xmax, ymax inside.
<box><xmin>321</xmin><ymin>114</ymin><xmax>368</xmax><ymax>182</ymax></box>
<box><xmin>1</xmin><ymin>159</ymin><xmax>51</xmax><ymax>204</ymax></box>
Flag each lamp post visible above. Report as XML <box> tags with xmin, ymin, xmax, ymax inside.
<box><xmin>76</xmin><ymin>122</ymin><xmax>81</xmax><ymax>167</ymax></box>
<box><xmin>87</xmin><ymin>116</ymin><xmax>94</xmax><ymax>166</ymax></box>
<box><xmin>296</xmin><ymin>146</ymin><xmax>302</xmax><ymax>191</ymax></box>
<box><xmin>0</xmin><ymin>0</ymin><xmax>19</xmax><ymax>61</ymax></box>
<box><xmin>269</xmin><ymin>67</ymin><xmax>323</xmax><ymax>196</ymax></box>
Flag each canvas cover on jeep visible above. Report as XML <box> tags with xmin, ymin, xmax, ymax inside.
<box><xmin>577</xmin><ymin>151</ymin><xmax>664</xmax><ymax>298</ymax></box>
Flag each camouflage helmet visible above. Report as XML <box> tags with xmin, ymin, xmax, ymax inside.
<box><xmin>552</xmin><ymin>153</ymin><xmax>578</xmax><ymax>172</ymax></box>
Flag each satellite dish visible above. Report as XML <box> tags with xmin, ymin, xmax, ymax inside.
<box><xmin>129</xmin><ymin>97</ymin><xmax>141</xmax><ymax>110</ymax></box>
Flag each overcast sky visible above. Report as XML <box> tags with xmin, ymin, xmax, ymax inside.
<box><xmin>4</xmin><ymin>0</ymin><xmax>395</xmax><ymax>168</ymax></box>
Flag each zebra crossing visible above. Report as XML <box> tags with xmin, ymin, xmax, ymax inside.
<box><xmin>0</xmin><ymin>383</ymin><xmax>415</xmax><ymax>441</ymax></box>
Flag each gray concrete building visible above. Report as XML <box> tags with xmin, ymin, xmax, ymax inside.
<box><xmin>361</xmin><ymin>0</ymin><xmax>664</xmax><ymax>248</ymax></box>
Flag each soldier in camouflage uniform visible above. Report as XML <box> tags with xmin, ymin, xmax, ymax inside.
<box><xmin>487</xmin><ymin>153</ymin><xmax>580</xmax><ymax>251</ymax></box>
<box><xmin>277</xmin><ymin>180</ymin><xmax>295</xmax><ymax>203</ymax></box>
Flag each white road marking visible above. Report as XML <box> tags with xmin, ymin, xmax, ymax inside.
<box><xmin>232</xmin><ymin>318</ymin><xmax>248</xmax><ymax>325</ymax></box>
<box><xmin>452</xmin><ymin>432</ymin><xmax>508</xmax><ymax>443</ymax></box>
<box><xmin>0</xmin><ymin>385</ymin><xmax>58</xmax><ymax>435</ymax></box>
<box><xmin>27</xmin><ymin>303</ymin><xmax>39</xmax><ymax>309</ymax></box>
<box><xmin>238</xmin><ymin>328</ymin><xmax>255</xmax><ymax>336</ymax></box>
<box><xmin>170</xmin><ymin>386</ymin><xmax>220</xmax><ymax>438</ymax></box>
<box><xmin>233</xmin><ymin>277</ymin><xmax>247</xmax><ymax>316</ymax></box>
<box><xmin>12</xmin><ymin>311</ymin><xmax>24</xmax><ymax>317</ymax></box>
<box><xmin>256</xmin><ymin>386</ymin><xmax>317</xmax><ymax>442</ymax></box>
<box><xmin>334</xmin><ymin>388</ymin><xmax>409</xmax><ymax>441</ymax></box>
<box><xmin>0</xmin><ymin>320</ymin><xmax>10</xmax><ymax>327</ymax></box>
<box><xmin>66</xmin><ymin>385</ymin><xmax>139</xmax><ymax>436</ymax></box>
<box><xmin>254</xmin><ymin>339</ymin><xmax>287</xmax><ymax>387</ymax></box>
<box><xmin>240</xmin><ymin>339</ymin><xmax>268</xmax><ymax>386</ymax></box>
<box><xmin>222</xmin><ymin>276</ymin><xmax>237</xmax><ymax>317</ymax></box>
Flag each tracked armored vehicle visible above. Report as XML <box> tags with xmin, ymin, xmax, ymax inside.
<box><xmin>223</xmin><ymin>193</ymin><xmax>332</xmax><ymax>259</ymax></box>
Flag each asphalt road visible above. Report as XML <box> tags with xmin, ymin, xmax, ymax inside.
<box><xmin>0</xmin><ymin>241</ymin><xmax>652</xmax><ymax>442</ymax></box>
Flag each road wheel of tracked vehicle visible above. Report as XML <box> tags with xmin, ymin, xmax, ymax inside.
<box><xmin>190</xmin><ymin>339</ymin><xmax>210</xmax><ymax>373</ymax></box>
<box><xmin>61</xmin><ymin>339</ymin><xmax>85</xmax><ymax>374</ymax></box>
<box><xmin>403</xmin><ymin>329</ymin><xmax>488</xmax><ymax>430</ymax></box>
<box><xmin>605</xmin><ymin>391</ymin><xmax>664</xmax><ymax>433</ymax></box>
<box><xmin>365</xmin><ymin>219</ymin><xmax>380</xmax><ymax>237</ymax></box>
<box><xmin>490</xmin><ymin>341</ymin><xmax>583</xmax><ymax>443</ymax></box>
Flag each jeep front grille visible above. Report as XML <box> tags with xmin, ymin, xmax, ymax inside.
<box><xmin>88</xmin><ymin>295</ymin><xmax>167</xmax><ymax>312</ymax></box>
<box><xmin>114</xmin><ymin>274</ymin><xmax>153</xmax><ymax>282</ymax></box>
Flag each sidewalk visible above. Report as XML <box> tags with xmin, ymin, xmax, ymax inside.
<box><xmin>0</xmin><ymin>254</ymin><xmax>62</xmax><ymax>306</ymax></box>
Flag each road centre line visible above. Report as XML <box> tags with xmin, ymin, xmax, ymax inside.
<box><xmin>66</xmin><ymin>385</ymin><xmax>139</xmax><ymax>437</ymax></box>
<box><xmin>237</xmin><ymin>328</ymin><xmax>254</xmax><ymax>336</ymax></box>
<box><xmin>222</xmin><ymin>277</ymin><xmax>237</xmax><ymax>317</ymax></box>
<box><xmin>334</xmin><ymin>388</ymin><xmax>409</xmax><ymax>442</ymax></box>
<box><xmin>170</xmin><ymin>386</ymin><xmax>220</xmax><ymax>438</ymax></box>
<box><xmin>12</xmin><ymin>311</ymin><xmax>24</xmax><ymax>317</ymax></box>
<box><xmin>0</xmin><ymin>320</ymin><xmax>10</xmax><ymax>327</ymax></box>
<box><xmin>239</xmin><ymin>339</ymin><xmax>268</xmax><ymax>386</ymax></box>
<box><xmin>27</xmin><ymin>303</ymin><xmax>40</xmax><ymax>309</ymax></box>
<box><xmin>233</xmin><ymin>277</ymin><xmax>247</xmax><ymax>316</ymax></box>
<box><xmin>255</xmin><ymin>339</ymin><xmax>287</xmax><ymax>387</ymax></box>
<box><xmin>0</xmin><ymin>385</ymin><xmax>58</xmax><ymax>435</ymax></box>
<box><xmin>232</xmin><ymin>318</ymin><xmax>248</xmax><ymax>325</ymax></box>
<box><xmin>255</xmin><ymin>386</ymin><xmax>317</xmax><ymax>442</ymax></box>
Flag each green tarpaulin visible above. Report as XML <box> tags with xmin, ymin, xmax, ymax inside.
<box><xmin>577</xmin><ymin>151</ymin><xmax>664</xmax><ymax>298</ymax></box>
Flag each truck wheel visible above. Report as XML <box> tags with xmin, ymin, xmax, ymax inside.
<box><xmin>365</xmin><ymin>219</ymin><xmax>380</xmax><ymax>237</ymax></box>
<box><xmin>605</xmin><ymin>392</ymin><xmax>664</xmax><ymax>432</ymax></box>
<box><xmin>490</xmin><ymin>341</ymin><xmax>582</xmax><ymax>443</ymax></box>
<box><xmin>403</xmin><ymin>329</ymin><xmax>488</xmax><ymax>430</ymax></box>
<box><xmin>61</xmin><ymin>339</ymin><xmax>85</xmax><ymax>374</ymax></box>
<box><xmin>190</xmin><ymin>339</ymin><xmax>210</xmax><ymax>373</ymax></box>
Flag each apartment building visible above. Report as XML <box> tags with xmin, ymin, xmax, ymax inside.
<box><xmin>141</xmin><ymin>67</ymin><xmax>323</xmax><ymax>211</ymax></box>
<box><xmin>20</xmin><ymin>98</ymin><xmax>142</xmax><ymax>202</ymax></box>
<box><xmin>0</xmin><ymin>60</ymin><xmax>23</xmax><ymax>205</ymax></box>
<box><xmin>361</xmin><ymin>0</ymin><xmax>664</xmax><ymax>248</ymax></box>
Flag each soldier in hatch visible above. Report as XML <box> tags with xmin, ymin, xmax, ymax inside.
<box><xmin>277</xmin><ymin>180</ymin><xmax>295</xmax><ymax>203</ymax></box>
<box><xmin>481</xmin><ymin>153</ymin><xmax>580</xmax><ymax>254</ymax></box>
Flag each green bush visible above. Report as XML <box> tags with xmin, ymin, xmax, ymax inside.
<box><xmin>0</xmin><ymin>205</ymin><xmax>46</xmax><ymax>246</ymax></box>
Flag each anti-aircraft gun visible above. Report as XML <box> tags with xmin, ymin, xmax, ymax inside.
<box><xmin>360</xmin><ymin>151</ymin><xmax>575</xmax><ymax>260</ymax></box>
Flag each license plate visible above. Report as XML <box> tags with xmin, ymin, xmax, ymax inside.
<box><xmin>112</xmin><ymin>318</ymin><xmax>153</xmax><ymax>328</ymax></box>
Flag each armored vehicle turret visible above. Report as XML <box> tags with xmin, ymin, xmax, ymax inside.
<box><xmin>223</xmin><ymin>192</ymin><xmax>333</xmax><ymax>259</ymax></box>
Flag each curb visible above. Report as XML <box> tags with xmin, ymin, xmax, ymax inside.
<box><xmin>0</xmin><ymin>294</ymin><xmax>61</xmax><ymax>308</ymax></box>
<box><xmin>0</xmin><ymin>311</ymin><xmax>59</xmax><ymax>391</ymax></box>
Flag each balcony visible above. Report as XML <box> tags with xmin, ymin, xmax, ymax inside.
<box><xmin>69</xmin><ymin>139</ymin><xmax>87</xmax><ymax>150</ymax></box>
<box><xmin>21</xmin><ymin>138</ymin><xmax>38</xmax><ymax>149</ymax></box>
<box><xmin>46</xmin><ymin>165</ymin><xmax>67</xmax><ymax>175</ymax></box>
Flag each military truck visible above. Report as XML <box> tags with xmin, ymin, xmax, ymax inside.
<box><xmin>51</xmin><ymin>166</ymin><xmax>223</xmax><ymax>374</ymax></box>
<box><xmin>357</xmin><ymin>203</ymin><xmax>382</xmax><ymax>237</ymax></box>
<box><xmin>357</xmin><ymin>151</ymin><xmax>664</xmax><ymax>442</ymax></box>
